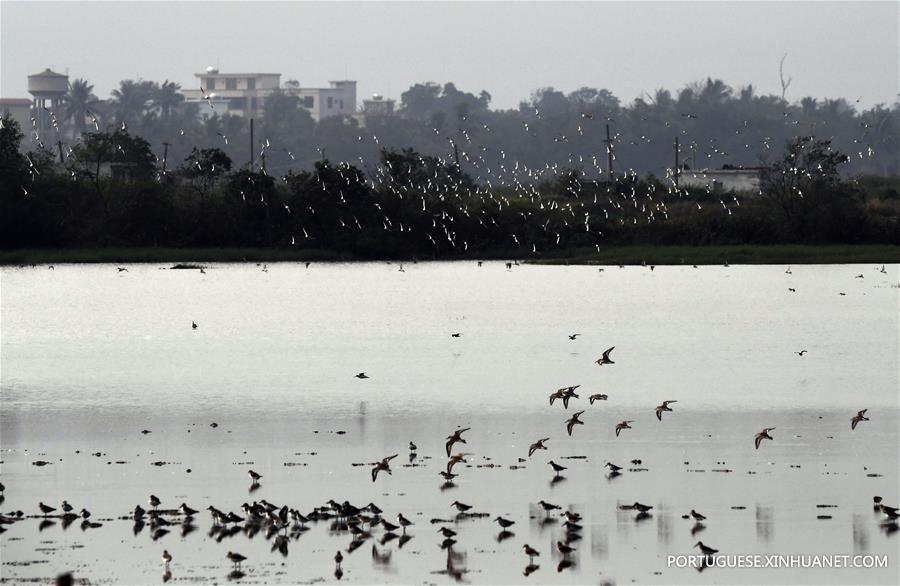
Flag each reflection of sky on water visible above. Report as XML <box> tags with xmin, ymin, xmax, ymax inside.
<box><xmin>1</xmin><ymin>263</ymin><xmax>897</xmax><ymax>584</ymax></box>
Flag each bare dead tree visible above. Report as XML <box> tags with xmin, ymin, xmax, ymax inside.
<box><xmin>779</xmin><ymin>54</ymin><xmax>793</xmax><ymax>101</ymax></box>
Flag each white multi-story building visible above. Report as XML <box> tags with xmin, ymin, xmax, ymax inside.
<box><xmin>181</xmin><ymin>68</ymin><xmax>356</xmax><ymax>122</ymax></box>
<box><xmin>362</xmin><ymin>94</ymin><xmax>395</xmax><ymax>117</ymax></box>
<box><xmin>679</xmin><ymin>166</ymin><xmax>765</xmax><ymax>193</ymax></box>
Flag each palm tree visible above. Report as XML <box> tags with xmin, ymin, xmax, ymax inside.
<box><xmin>64</xmin><ymin>78</ymin><xmax>97</xmax><ymax>138</ymax></box>
<box><xmin>152</xmin><ymin>80</ymin><xmax>184</xmax><ymax>121</ymax></box>
<box><xmin>699</xmin><ymin>78</ymin><xmax>732</xmax><ymax>106</ymax></box>
<box><xmin>111</xmin><ymin>80</ymin><xmax>153</xmax><ymax>128</ymax></box>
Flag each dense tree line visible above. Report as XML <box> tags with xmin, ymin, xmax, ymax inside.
<box><xmin>2</xmin><ymin>114</ymin><xmax>898</xmax><ymax>256</ymax></box>
<box><xmin>31</xmin><ymin>77</ymin><xmax>900</xmax><ymax>182</ymax></box>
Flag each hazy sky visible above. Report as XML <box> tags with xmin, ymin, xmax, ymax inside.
<box><xmin>2</xmin><ymin>1</ymin><xmax>897</xmax><ymax>110</ymax></box>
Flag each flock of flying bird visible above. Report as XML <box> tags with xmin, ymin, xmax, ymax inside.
<box><xmin>11</xmin><ymin>87</ymin><xmax>885</xmax><ymax>259</ymax></box>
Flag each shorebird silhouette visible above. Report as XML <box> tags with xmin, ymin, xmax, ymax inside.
<box><xmin>494</xmin><ymin>516</ymin><xmax>515</xmax><ymax>529</ymax></box>
<box><xmin>380</xmin><ymin>519</ymin><xmax>400</xmax><ymax>532</ymax></box>
<box><xmin>538</xmin><ymin>500</ymin><xmax>561</xmax><ymax>514</ymax></box>
<box><xmin>445</xmin><ymin>428</ymin><xmax>470</xmax><ymax>456</ymax></box>
<box><xmin>615</xmin><ymin>420</ymin><xmax>633</xmax><ymax>437</ymax></box>
<box><xmin>191</xmin><ymin>321</ymin><xmax>198</xmax><ymax>329</ymax></box>
<box><xmin>371</xmin><ymin>455</ymin><xmax>398</xmax><ymax>482</ymax></box>
<box><xmin>655</xmin><ymin>400</ymin><xmax>677</xmax><ymax>421</ymax></box>
<box><xmin>565</xmin><ymin>411</ymin><xmax>585</xmax><ymax>436</ymax></box>
<box><xmin>227</xmin><ymin>551</ymin><xmax>246</xmax><ymax>569</ymax></box>
<box><xmin>38</xmin><ymin>502</ymin><xmax>56</xmax><ymax>516</ymax></box>
<box><xmin>851</xmin><ymin>409</ymin><xmax>869</xmax><ymax>430</ymax></box>
<box><xmin>690</xmin><ymin>509</ymin><xmax>707</xmax><ymax>521</ymax></box>
<box><xmin>561</xmin><ymin>387</ymin><xmax>579</xmax><ymax>408</ymax></box>
<box><xmin>162</xmin><ymin>550</ymin><xmax>172</xmax><ymax>569</ymax></box>
<box><xmin>589</xmin><ymin>394</ymin><xmax>608</xmax><ymax>404</ymax></box>
<box><xmin>451</xmin><ymin>333</ymin><xmax>461</xmax><ymax>338</ymax></box>
<box><xmin>446</xmin><ymin>453</ymin><xmax>468</xmax><ymax>473</ymax></box>
<box><xmin>451</xmin><ymin>500</ymin><xmax>472</xmax><ymax>513</ymax></box>
<box><xmin>550</xmin><ymin>385</ymin><xmax>580</xmax><ymax>408</ymax></box>
<box><xmin>355</xmin><ymin>372</ymin><xmax>369</xmax><ymax>379</ymax></box>
<box><xmin>562</xmin><ymin>511</ymin><xmax>582</xmax><ymax>523</ymax></box>
<box><xmin>523</xmin><ymin>544</ymin><xmax>540</xmax><ymax>563</ymax></box>
<box><xmin>248</xmin><ymin>470</ymin><xmax>262</xmax><ymax>483</ymax></box>
<box><xmin>556</xmin><ymin>541</ymin><xmax>576</xmax><ymax>557</ymax></box>
<box><xmin>521</xmin><ymin>437</ymin><xmax>547</xmax><ymax>458</ymax></box>
<box><xmin>548</xmin><ymin>461</ymin><xmax>567</xmax><ymax>476</ymax></box>
<box><xmin>879</xmin><ymin>504</ymin><xmax>899</xmax><ymax>520</ymax></box>
<box><xmin>568</xmin><ymin>334</ymin><xmax>581</xmax><ymax>340</ymax></box>
<box><xmin>694</xmin><ymin>541</ymin><xmax>718</xmax><ymax>555</ymax></box>
<box><xmin>595</xmin><ymin>346</ymin><xmax>615</xmax><ymax>365</ymax></box>
<box><xmin>605</xmin><ymin>462</ymin><xmax>622</xmax><ymax>473</ymax></box>
<box><xmin>563</xmin><ymin>520</ymin><xmax>582</xmax><ymax>532</ymax></box>
<box><xmin>794</xmin><ymin>350</ymin><xmax>807</xmax><ymax>356</ymax></box>
<box><xmin>754</xmin><ymin>427</ymin><xmax>775</xmax><ymax>449</ymax></box>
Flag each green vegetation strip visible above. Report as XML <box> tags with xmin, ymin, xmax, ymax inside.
<box><xmin>1</xmin><ymin>245</ymin><xmax>898</xmax><ymax>266</ymax></box>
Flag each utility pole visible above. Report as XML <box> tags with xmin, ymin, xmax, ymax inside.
<box><xmin>161</xmin><ymin>142</ymin><xmax>170</xmax><ymax>174</ymax></box>
<box><xmin>603</xmin><ymin>124</ymin><xmax>614</xmax><ymax>181</ymax></box>
<box><xmin>249</xmin><ymin>118</ymin><xmax>254</xmax><ymax>172</ymax></box>
<box><xmin>673</xmin><ymin>136</ymin><xmax>679</xmax><ymax>188</ymax></box>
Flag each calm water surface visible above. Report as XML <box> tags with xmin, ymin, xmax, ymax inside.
<box><xmin>1</xmin><ymin>262</ymin><xmax>898</xmax><ymax>584</ymax></box>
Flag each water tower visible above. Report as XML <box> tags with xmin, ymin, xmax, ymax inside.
<box><xmin>28</xmin><ymin>68</ymin><xmax>68</xmax><ymax>141</ymax></box>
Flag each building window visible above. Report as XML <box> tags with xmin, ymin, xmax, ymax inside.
<box><xmin>226</xmin><ymin>78</ymin><xmax>237</xmax><ymax>90</ymax></box>
<box><xmin>327</xmin><ymin>96</ymin><xmax>333</xmax><ymax>109</ymax></box>
<box><xmin>302</xmin><ymin>96</ymin><xmax>314</xmax><ymax>108</ymax></box>
<box><xmin>339</xmin><ymin>100</ymin><xmax>344</xmax><ymax>109</ymax></box>
<box><xmin>247</xmin><ymin>78</ymin><xmax>256</xmax><ymax>90</ymax></box>
<box><xmin>250</xmin><ymin>97</ymin><xmax>257</xmax><ymax>110</ymax></box>
<box><xmin>206</xmin><ymin>78</ymin><xmax>216</xmax><ymax>90</ymax></box>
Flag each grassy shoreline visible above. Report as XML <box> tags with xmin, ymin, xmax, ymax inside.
<box><xmin>0</xmin><ymin>245</ymin><xmax>898</xmax><ymax>266</ymax></box>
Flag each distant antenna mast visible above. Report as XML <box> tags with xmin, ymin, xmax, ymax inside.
<box><xmin>673</xmin><ymin>136</ymin><xmax>680</xmax><ymax>188</ymax></box>
<box><xmin>249</xmin><ymin>118</ymin><xmax>254</xmax><ymax>171</ymax></box>
<box><xmin>603</xmin><ymin>124</ymin><xmax>614</xmax><ymax>180</ymax></box>
<box><xmin>779</xmin><ymin>54</ymin><xmax>793</xmax><ymax>101</ymax></box>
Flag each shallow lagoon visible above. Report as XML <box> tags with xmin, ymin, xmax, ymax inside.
<box><xmin>1</xmin><ymin>262</ymin><xmax>897</xmax><ymax>584</ymax></box>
